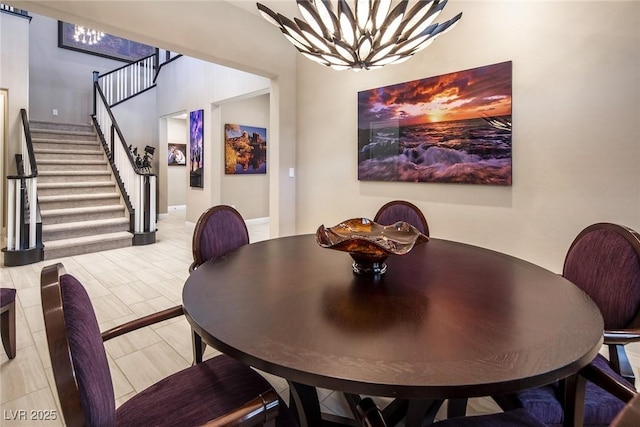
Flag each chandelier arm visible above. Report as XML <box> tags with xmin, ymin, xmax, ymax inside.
<box><xmin>405</xmin><ymin>0</ymin><xmax>446</xmax><ymax>40</ymax></box>
<box><xmin>399</xmin><ymin>0</ymin><xmax>436</xmax><ymax>37</ymax></box>
<box><xmin>355</xmin><ymin>0</ymin><xmax>372</xmax><ymax>34</ymax></box>
<box><xmin>256</xmin><ymin>3</ymin><xmax>282</xmax><ymax>27</ymax></box>
<box><xmin>294</xmin><ymin>17</ymin><xmax>334</xmax><ymax>54</ymax></box>
<box><xmin>297</xmin><ymin>0</ymin><xmax>331</xmax><ymax>40</ymax></box>
<box><xmin>376</xmin><ymin>0</ymin><xmax>409</xmax><ymax>46</ymax></box>
<box><xmin>315</xmin><ymin>0</ymin><xmax>340</xmax><ymax>39</ymax></box>
<box><xmin>371</xmin><ymin>0</ymin><xmax>392</xmax><ymax>32</ymax></box>
<box><xmin>337</xmin><ymin>0</ymin><xmax>357</xmax><ymax>47</ymax></box>
<box><xmin>278</xmin><ymin>14</ymin><xmax>316</xmax><ymax>50</ymax></box>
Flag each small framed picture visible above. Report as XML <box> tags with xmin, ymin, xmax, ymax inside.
<box><xmin>168</xmin><ymin>143</ymin><xmax>186</xmax><ymax>166</ymax></box>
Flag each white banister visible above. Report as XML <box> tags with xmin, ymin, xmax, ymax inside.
<box><xmin>7</xmin><ymin>179</ymin><xmax>15</xmax><ymax>250</ymax></box>
<box><xmin>97</xmin><ymin>54</ymin><xmax>156</xmax><ymax>107</ymax></box>
<box><xmin>28</xmin><ymin>177</ymin><xmax>37</xmax><ymax>248</ymax></box>
<box><xmin>93</xmin><ymin>82</ymin><xmax>157</xmax><ymax>240</ymax></box>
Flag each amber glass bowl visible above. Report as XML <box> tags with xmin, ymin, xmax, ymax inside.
<box><xmin>315</xmin><ymin>218</ymin><xmax>429</xmax><ymax>275</ymax></box>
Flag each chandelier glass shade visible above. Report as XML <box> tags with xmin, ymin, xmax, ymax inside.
<box><xmin>256</xmin><ymin>0</ymin><xmax>462</xmax><ymax>71</ymax></box>
<box><xmin>73</xmin><ymin>25</ymin><xmax>105</xmax><ymax>45</ymax></box>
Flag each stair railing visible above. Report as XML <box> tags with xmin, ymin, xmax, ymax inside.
<box><xmin>93</xmin><ymin>82</ymin><xmax>156</xmax><ymax>245</ymax></box>
<box><xmin>95</xmin><ymin>53</ymin><xmax>156</xmax><ymax>108</ymax></box>
<box><xmin>3</xmin><ymin>109</ymin><xmax>43</xmax><ymax>266</ymax></box>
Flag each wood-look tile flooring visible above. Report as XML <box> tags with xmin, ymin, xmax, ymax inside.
<box><xmin>2</xmin><ymin>209</ymin><xmax>639</xmax><ymax>426</ymax></box>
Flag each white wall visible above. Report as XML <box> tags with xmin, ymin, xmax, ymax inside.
<box><xmin>155</xmin><ymin>56</ymin><xmax>270</xmax><ymax>222</ymax></box>
<box><xmin>167</xmin><ymin>117</ymin><xmax>186</xmax><ymax>207</ymax></box>
<box><xmin>28</xmin><ymin>13</ymin><xmax>126</xmax><ymax>124</ymax></box>
<box><xmin>1</xmin><ymin>11</ymin><xmax>30</xmax><ymax>236</ymax></box>
<box><xmin>296</xmin><ymin>1</ymin><xmax>640</xmax><ymax>272</ymax></box>
<box><xmin>221</xmin><ymin>94</ymin><xmax>269</xmax><ymax>220</ymax></box>
<box><xmin>111</xmin><ymin>88</ymin><xmax>158</xmax><ymax>168</ymax></box>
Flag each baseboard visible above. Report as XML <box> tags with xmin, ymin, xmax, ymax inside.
<box><xmin>246</xmin><ymin>217</ymin><xmax>269</xmax><ymax>226</ymax></box>
<box><xmin>169</xmin><ymin>205</ymin><xmax>186</xmax><ymax>211</ymax></box>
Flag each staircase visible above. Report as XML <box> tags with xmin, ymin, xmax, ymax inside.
<box><xmin>30</xmin><ymin>120</ymin><xmax>132</xmax><ymax>260</ymax></box>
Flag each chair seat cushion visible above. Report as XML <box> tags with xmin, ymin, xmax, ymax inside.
<box><xmin>0</xmin><ymin>288</ymin><xmax>16</xmax><ymax>307</ymax></box>
<box><xmin>511</xmin><ymin>354</ymin><xmax>630</xmax><ymax>427</ymax></box>
<box><xmin>116</xmin><ymin>354</ymin><xmax>297</xmax><ymax>427</ymax></box>
<box><xmin>432</xmin><ymin>408</ymin><xmax>546</xmax><ymax>427</ymax></box>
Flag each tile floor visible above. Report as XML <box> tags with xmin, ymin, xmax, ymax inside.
<box><xmin>1</xmin><ymin>208</ymin><xmax>638</xmax><ymax>426</ymax></box>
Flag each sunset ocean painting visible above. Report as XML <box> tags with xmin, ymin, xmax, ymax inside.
<box><xmin>358</xmin><ymin>61</ymin><xmax>512</xmax><ymax>185</ymax></box>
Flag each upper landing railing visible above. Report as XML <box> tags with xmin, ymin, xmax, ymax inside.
<box><xmin>96</xmin><ymin>49</ymin><xmax>181</xmax><ymax>108</ymax></box>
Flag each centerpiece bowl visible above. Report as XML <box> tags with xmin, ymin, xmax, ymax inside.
<box><xmin>315</xmin><ymin>218</ymin><xmax>429</xmax><ymax>275</ymax></box>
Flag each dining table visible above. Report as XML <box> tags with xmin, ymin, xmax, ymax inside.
<box><xmin>182</xmin><ymin>233</ymin><xmax>604</xmax><ymax>427</ymax></box>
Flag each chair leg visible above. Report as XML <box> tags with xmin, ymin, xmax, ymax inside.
<box><xmin>447</xmin><ymin>398</ymin><xmax>467</xmax><ymax>418</ymax></box>
<box><xmin>1</xmin><ymin>301</ymin><xmax>16</xmax><ymax>359</ymax></box>
<box><xmin>609</xmin><ymin>344</ymin><xmax>636</xmax><ymax>386</ymax></box>
<box><xmin>192</xmin><ymin>329</ymin><xmax>205</xmax><ymax>364</ymax></box>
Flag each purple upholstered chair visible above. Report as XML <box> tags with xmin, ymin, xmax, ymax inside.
<box><xmin>41</xmin><ymin>262</ymin><xmax>296</xmax><ymax>427</ymax></box>
<box><xmin>428</xmin><ymin>362</ymin><xmax>640</xmax><ymax>427</ymax></box>
<box><xmin>493</xmin><ymin>223</ymin><xmax>640</xmax><ymax>427</ymax></box>
<box><xmin>374</xmin><ymin>200</ymin><xmax>429</xmax><ymax>236</ymax></box>
<box><xmin>189</xmin><ymin>205</ymin><xmax>250</xmax><ymax>363</ymax></box>
<box><xmin>189</xmin><ymin>205</ymin><xmax>250</xmax><ymax>273</ymax></box>
<box><xmin>1</xmin><ymin>287</ymin><xmax>17</xmax><ymax>359</ymax></box>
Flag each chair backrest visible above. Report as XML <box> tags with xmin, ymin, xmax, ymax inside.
<box><xmin>563</xmin><ymin>223</ymin><xmax>640</xmax><ymax>330</ymax></box>
<box><xmin>191</xmin><ymin>205</ymin><xmax>250</xmax><ymax>271</ymax></box>
<box><xmin>0</xmin><ymin>288</ymin><xmax>16</xmax><ymax>308</ymax></box>
<box><xmin>373</xmin><ymin>200</ymin><xmax>430</xmax><ymax>236</ymax></box>
<box><xmin>41</xmin><ymin>263</ymin><xmax>116</xmax><ymax>427</ymax></box>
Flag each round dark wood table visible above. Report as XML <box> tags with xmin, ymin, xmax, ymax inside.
<box><xmin>182</xmin><ymin>234</ymin><xmax>604</xmax><ymax>426</ymax></box>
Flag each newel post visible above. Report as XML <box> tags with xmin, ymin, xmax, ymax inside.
<box><xmin>92</xmin><ymin>71</ymin><xmax>99</xmax><ymax>116</ymax></box>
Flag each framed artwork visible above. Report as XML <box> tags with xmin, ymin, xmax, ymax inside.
<box><xmin>224</xmin><ymin>124</ymin><xmax>267</xmax><ymax>174</ymax></box>
<box><xmin>358</xmin><ymin>61</ymin><xmax>513</xmax><ymax>185</ymax></box>
<box><xmin>58</xmin><ymin>21</ymin><xmax>155</xmax><ymax>62</ymax></box>
<box><xmin>189</xmin><ymin>110</ymin><xmax>204</xmax><ymax>188</ymax></box>
<box><xmin>168</xmin><ymin>143</ymin><xmax>186</xmax><ymax>166</ymax></box>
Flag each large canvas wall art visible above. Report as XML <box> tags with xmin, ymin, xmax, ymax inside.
<box><xmin>58</xmin><ymin>22</ymin><xmax>155</xmax><ymax>62</ymax></box>
<box><xmin>358</xmin><ymin>61</ymin><xmax>513</xmax><ymax>185</ymax></box>
<box><xmin>224</xmin><ymin>124</ymin><xmax>267</xmax><ymax>174</ymax></box>
<box><xmin>189</xmin><ymin>110</ymin><xmax>204</xmax><ymax>188</ymax></box>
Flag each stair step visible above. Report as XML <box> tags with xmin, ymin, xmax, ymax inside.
<box><xmin>43</xmin><ymin>231</ymin><xmax>132</xmax><ymax>260</ymax></box>
<box><xmin>42</xmin><ymin>218</ymin><xmax>130</xmax><ymax>241</ymax></box>
<box><xmin>38</xmin><ymin>170</ymin><xmax>112</xmax><ymax>183</ymax></box>
<box><xmin>41</xmin><ymin>205</ymin><xmax>127</xmax><ymax>224</ymax></box>
<box><xmin>38</xmin><ymin>181</ymin><xmax>116</xmax><ymax>196</ymax></box>
<box><xmin>39</xmin><ymin>192</ymin><xmax>121</xmax><ymax>209</ymax></box>
<box><xmin>30</xmin><ymin>121</ymin><xmax>93</xmax><ymax>133</ymax></box>
<box><xmin>34</xmin><ymin>148</ymin><xmax>104</xmax><ymax>161</ymax></box>
<box><xmin>31</xmin><ymin>128</ymin><xmax>96</xmax><ymax>139</ymax></box>
<box><xmin>37</xmin><ymin>159</ymin><xmax>108</xmax><ymax>172</ymax></box>
<box><xmin>32</xmin><ymin>139</ymin><xmax>99</xmax><ymax>151</ymax></box>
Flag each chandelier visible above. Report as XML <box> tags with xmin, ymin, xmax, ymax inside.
<box><xmin>256</xmin><ymin>0</ymin><xmax>462</xmax><ymax>71</ymax></box>
<box><xmin>73</xmin><ymin>25</ymin><xmax>105</xmax><ymax>45</ymax></box>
